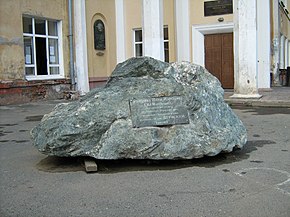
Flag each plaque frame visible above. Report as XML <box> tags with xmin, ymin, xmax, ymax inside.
<box><xmin>204</xmin><ymin>0</ymin><xmax>233</xmax><ymax>17</ymax></box>
<box><xmin>129</xmin><ymin>96</ymin><xmax>189</xmax><ymax>128</ymax></box>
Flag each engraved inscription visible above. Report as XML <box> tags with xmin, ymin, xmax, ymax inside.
<box><xmin>130</xmin><ymin>96</ymin><xmax>189</xmax><ymax>128</ymax></box>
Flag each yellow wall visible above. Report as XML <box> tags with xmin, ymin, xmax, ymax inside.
<box><xmin>123</xmin><ymin>0</ymin><xmax>233</xmax><ymax>64</ymax></box>
<box><xmin>164</xmin><ymin>0</ymin><xmax>176</xmax><ymax>62</ymax></box>
<box><xmin>190</xmin><ymin>0</ymin><xmax>233</xmax><ymax>25</ymax></box>
<box><xmin>86</xmin><ymin>0</ymin><xmax>117</xmax><ymax>78</ymax></box>
<box><xmin>189</xmin><ymin>0</ymin><xmax>234</xmax><ymax>62</ymax></box>
<box><xmin>0</xmin><ymin>0</ymin><xmax>69</xmax><ymax>80</ymax></box>
<box><xmin>124</xmin><ymin>0</ymin><xmax>142</xmax><ymax>58</ymax></box>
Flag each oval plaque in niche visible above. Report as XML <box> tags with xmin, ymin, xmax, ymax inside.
<box><xmin>94</xmin><ymin>20</ymin><xmax>105</xmax><ymax>50</ymax></box>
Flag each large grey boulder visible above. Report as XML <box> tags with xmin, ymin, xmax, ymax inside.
<box><xmin>31</xmin><ymin>57</ymin><xmax>247</xmax><ymax>159</ymax></box>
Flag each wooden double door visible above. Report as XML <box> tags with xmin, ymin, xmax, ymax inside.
<box><xmin>205</xmin><ymin>33</ymin><xmax>234</xmax><ymax>89</ymax></box>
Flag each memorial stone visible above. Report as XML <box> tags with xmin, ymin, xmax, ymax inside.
<box><xmin>31</xmin><ymin>57</ymin><xmax>247</xmax><ymax>159</ymax></box>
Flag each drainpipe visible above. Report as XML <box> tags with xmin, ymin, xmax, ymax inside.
<box><xmin>68</xmin><ymin>0</ymin><xmax>76</xmax><ymax>90</ymax></box>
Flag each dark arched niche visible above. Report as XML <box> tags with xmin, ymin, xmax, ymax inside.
<box><xmin>94</xmin><ymin>19</ymin><xmax>105</xmax><ymax>50</ymax></box>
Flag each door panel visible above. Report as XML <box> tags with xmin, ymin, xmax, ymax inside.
<box><xmin>221</xmin><ymin>33</ymin><xmax>234</xmax><ymax>88</ymax></box>
<box><xmin>205</xmin><ymin>34</ymin><xmax>222</xmax><ymax>81</ymax></box>
<box><xmin>205</xmin><ymin>33</ymin><xmax>234</xmax><ymax>89</ymax></box>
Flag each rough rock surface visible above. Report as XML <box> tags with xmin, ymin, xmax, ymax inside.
<box><xmin>31</xmin><ymin>57</ymin><xmax>247</xmax><ymax>159</ymax></box>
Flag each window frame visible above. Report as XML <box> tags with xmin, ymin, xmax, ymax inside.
<box><xmin>22</xmin><ymin>15</ymin><xmax>64</xmax><ymax>81</ymax></box>
<box><xmin>163</xmin><ymin>26</ymin><xmax>169</xmax><ymax>63</ymax></box>
<box><xmin>133</xmin><ymin>27</ymin><xmax>169</xmax><ymax>62</ymax></box>
<box><xmin>133</xmin><ymin>28</ymin><xmax>143</xmax><ymax>57</ymax></box>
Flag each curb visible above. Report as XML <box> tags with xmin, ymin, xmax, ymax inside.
<box><xmin>225</xmin><ymin>99</ymin><xmax>290</xmax><ymax>108</ymax></box>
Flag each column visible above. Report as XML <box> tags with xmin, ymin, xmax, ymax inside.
<box><xmin>285</xmin><ymin>38</ymin><xmax>289</xmax><ymax>68</ymax></box>
<box><xmin>272</xmin><ymin>0</ymin><xmax>281</xmax><ymax>85</ymax></box>
<box><xmin>142</xmin><ymin>0</ymin><xmax>164</xmax><ymax>61</ymax></box>
<box><xmin>115</xmin><ymin>0</ymin><xmax>126</xmax><ymax>63</ymax></box>
<box><xmin>74</xmin><ymin>0</ymin><xmax>89</xmax><ymax>94</ymax></box>
<box><xmin>288</xmin><ymin>41</ymin><xmax>290</xmax><ymax>68</ymax></box>
<box><xmin>231</xmin><ymin>0</ymin><xmax>261</xmax><ymax>98</ymax></box>
<box><xmin>280</xmin><ymin>35</ymin><xmax>285</xmax><ymax>69</ymax></box>
<box><xmin>175</xmin><ymin>0</ymin><xmax>190</xmax><ymax>62</ymax></box>
<box><xmin>257</xmin><ymin>0</ymin><xmax>271</xmax><ymax>89</ymax></box>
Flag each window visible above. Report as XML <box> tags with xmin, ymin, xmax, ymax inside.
<box><xmin>134</xmin><ymin>29</ymin><xmax>143</xmax><ymax>57</ymax></box>
<box><xmin>164</xmin><ymin>27</ymin><xmax>169</xmax><ymax>63</ymax></box>
<box><xmin>133</xmin><ymin>27</ymin><xmax>169</xmax><ymax>62</ymax></box>
<box><xmin>22</xmin><ymin>16</ymin><xmax>63</xmax><ymax>79</ymax></box>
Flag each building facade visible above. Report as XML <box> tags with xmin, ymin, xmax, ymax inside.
<box><xmin>0</xmin><ymin>0</ymin><xmax>289</xmax><ymax>104</ymax></box>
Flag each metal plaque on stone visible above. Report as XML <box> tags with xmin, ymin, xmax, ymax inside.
<box><xmin>204</xmin><ymin>0</ymin><xmax>233</xmax><ymax>17</ymax></box>
<box><xmin>129</xmin><ymin>96</ymin><xmax>189</xmax><ymax>128</ymax></box>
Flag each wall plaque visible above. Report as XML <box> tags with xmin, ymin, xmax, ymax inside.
<box><xmin>94</xmin><ymin>20</ymin><xmax>105</xmax><ymax>50</ymax></box>
<box><xmin>204</xmin><ymin>0</ymin><xmax>233</xmax><ymax>17</ymax></box>
<box><xmin>129</xmin><ymin>96</ymin><xmax>189</xmax><ymax>128</ymax></box>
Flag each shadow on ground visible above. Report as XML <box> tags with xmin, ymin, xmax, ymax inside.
<box><xmin>36</xmin><ymin>139</ymin><xmax>276</xmax><ymax>173</ymax></box>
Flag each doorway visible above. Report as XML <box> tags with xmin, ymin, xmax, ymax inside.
<box><xmin>205</xmin><ymin>33</ymin><xmax>234</xmax><ymax>89</ymax></box>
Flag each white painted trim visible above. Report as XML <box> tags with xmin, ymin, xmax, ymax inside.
<box><xmin>45</xmin><ymin>20</ymin><xmax>50</xmax><ymax>74</ymax></box>
<box><xmin>32</xmin><ymin>18</ymin><xmax>37</xmax><ymax>76</ymax></box>
<box><xmin>25</xmin><ymin>75</ymin><xmax>65</xmax><ymax>81</ymax></box>
<box><xmin>175</xmin><ymin>0</ymin><xmax>190</xmax><ymax>62</ymax></box>
<box><xmin>192</xmin><ymin>22</ymin><xmax>234</xmax><ymax>66</ymax></box>
<box><xmin>23</xmin><ymin>17</ymin><xmax>64</xmax><ymax>79</ymax></box>
<box><xmin>57</xmin><ymin>20</ymin><xmax>65</xmax><ymax>78</ymax></box>
<box><xmin>115</xmin><ymin>0</ymin><xmax>126</xmax><ymax>63</ymax></box>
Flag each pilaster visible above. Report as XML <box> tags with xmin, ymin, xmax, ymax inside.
<box><xmin>257</xmin><ymin>0</ymin><xmax>271</xmax><ymax>89</ymax></box>
<box><xmin>74</xmin><ymin>0</ymin><xmax>89</xmax><ymax>94</ymax></box>
<box><xmin>142</xmin><ymin>0</ymin><xmax>164</xmax><ymax>61</ymax></box>
<box><xmin>115</xmin><ymin>0</ymin><xmax>126</xmax><ymax>63</ymax></box>
<box><xmin>175</xmin><ymin>0</ymin><xmax>190</xmax><ymax>62</ymax></box>
<box><xmin>232</xmin><ymin>0</ymin><xmax>261</xmax><ymax>99</ymax></box>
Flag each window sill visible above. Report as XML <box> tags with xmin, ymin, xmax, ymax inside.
<box><xmin>25</xmin><ymin>75</ymin><xmax>65</xmax><ymax>81</ymax></box>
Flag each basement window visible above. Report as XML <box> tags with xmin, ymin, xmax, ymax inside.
<box><xmin>22</xmin><ymin>16</ymin><xmax>64</xmax><ymax>80</ymax></box>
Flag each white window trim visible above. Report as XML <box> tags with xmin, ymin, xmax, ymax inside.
<box><xmin>23</xmin><ymin>16</ymin><xmax>64</xmax><ymax>80</ymax></box>
<box><xmin>133</xmin><ymin>27</ymin><xmax>169</xmax><ymax>60</ymax></box>
<box><xmin>192</xmin><ymin>22</ymin><xmax>234</xmax><ymax>67</ymax></box>
<box><xmin>163</xmin><ymin>26</ymin><xmax>169</xmax><ymax>62</ymax></box>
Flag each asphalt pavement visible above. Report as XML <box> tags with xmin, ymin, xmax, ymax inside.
<box><xmin>0</xmin><ymin>100</ymin><xmax>289</xmax><ymax>217</ymax></box>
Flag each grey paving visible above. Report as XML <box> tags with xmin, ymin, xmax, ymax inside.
<box><xmin>0</xmin><ymin>100</ymin><xmax>289</xmax><ymax>217</ymax></box>
<box><xmin>224</xmin><ymin>87</ymin><xmax>290</xmax><ymax>107</ymax></box>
